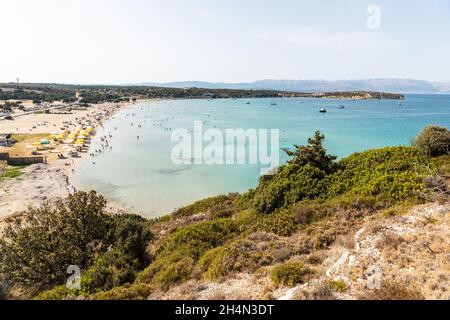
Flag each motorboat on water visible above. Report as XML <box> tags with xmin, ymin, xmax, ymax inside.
<box><xmin>319</xmin><ymin>108</ymin><xmax>327</xmax><ymax>113</ymax></box>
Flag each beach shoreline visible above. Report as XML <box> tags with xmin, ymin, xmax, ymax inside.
<box><xmin>0</xmin><ymin>99</ymin><xmax>156</xmax><ymax>222</ymax></box>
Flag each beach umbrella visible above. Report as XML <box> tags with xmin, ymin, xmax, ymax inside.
<box><xmin>40</xmin><ymin>139</ymin><xmax>51</xmax><ymax>145</ymax></box>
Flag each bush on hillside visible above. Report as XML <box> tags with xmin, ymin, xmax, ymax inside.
<box><xmin>0</xmin><ymin>191</ymin><xmax>109</xmax><ymax>291</ymax></box>
<box><xmin>90</xmin><ymin>283</ymin><xmax>152</xmax><ymax>300</ymax></box>
<box><xmin>283</xmin><ymin>131</ymin><xmax>337</xmax><ymax>174</ymax></box>
<box><xmin>137</xmin><ymin>218</ymin><xmax>239</xmax><ymax>289</ymax></box>
<box><xmin>252</xmin><ymin>164</ymin><xmax>329</xmax><ymax>214</ymax></box>
<box><xmin>251</xmin><ymin>132</ymin><xmax>337</xmax><ymax>214</ymax></box>
<box><xmin>359</xmin><ymin>280</ymin><xmax>425</xmax><ymax>300</ymax></box>
<box><xmin>0</xmin><ymin>281</ymin><xmax>7</xmax><ymax>300</ymax></box>
<box><xmin>269</xmin><ymin>262</ymin><xmax>313</xmax><ymax>287</ymax></box>
<box><xmin>413</xmin><ymin>125</ymin><xmax>450</xmax><ymax>156</ymax></box>
<box><xmin>327</xmin><ymin>146</ymin><xmax>429</xmax><ymax>200</ymax></box>
<box><xmin>105</xmin><ymin>214</ymin><xmax>153</xmax><ymax>265</ymax></box>
<box><xmin>0</xmin><ymin>191</ymin><xmax>153</xmax><ymax>296</ymax></box>
<box><xmin>248</xmin><ymin>132</ymin><xmax>430</xmax><ymax>215</ymax></box>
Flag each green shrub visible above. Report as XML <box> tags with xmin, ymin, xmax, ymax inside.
<box><xmin>35</xmin><ymin>214</ymin><xmax>153</xmax><ymax>299</ymax></box>
<box><xmin>251</xmin><ymin>209</ymin><xmax>298</xmax><ymax>236</ymax></box>
<box><xmin>173</xmin><ymin>195</ymin><xmax>234</xmax><ymax>217</ymax></box>
<box><xmin>200</xmin><ymin>232</ymin><xmax>294</xmax><ymax>279</ymax></box>
<box><xmin>380</xmin><ymin>201</ymin><xmax>416</xmax><ymax>217</ymax></box>
<box><xmin>235</xmin><ymin>189</ymin><xmax>256</xmax><ymax>210</ymax></box>
<box><xmin>250</xmin><ymin>131</ymin><xmax>337</xmax><ymax>214</ymax></box>
<box><xmin>324</xmin><ymin>194</ymin><xmax>385</xmax><ymax>211</ymax></box>
<box><xmin>359</xmin><ymin>280</ymin><xmax>425</xmax><ymax>300</ymax></box>
<box><xmin>292</xmin><ymin>205</ymin><xmax>315</xmax><ymax>225</ymax></box>
<box><xmin>0</xmin><ymin>281</ymin><xmax>7</xmax><ymax>300</ymax></box>
<box><xmin>327</xmin><ymin>147</ymin><xmax>429</xmax><ymax>200</ymax></box>
<box><xmin>247</xmin><ymin>134</ymin><xmax>429</xmax><ymax>215</ymax></box>
<box><xmin>312</xmin><ymin>230</ymin><xmax>336</xmax><ymax>249</ymax></box>
<box><xmin>0</xmin><ymin>167</ymin><xmax>23</xmax><ymax>181</ymax></box>
<box><xmin>137</xmin><ymin>218</ymin><xmax>239</xmax><ymax>289</ymax></box>
<box><xmin>35</xmin><ymin>285</ymin><xmax>75</xmax><ymax>300</ymax></box>
<box><xmin>90</xmin><ymin>284</ymin><xmax>152</xmax><ymax>300</ymax></box>
<box><xmin>0</xmin><ymin>191</ymin><xmax>109</xmax><ymax>291</ymax></box>
<box><xmin>152</xmin><ymin>257</ymin><xmax>195</xmax><ymax>290</ymax></box>
<box><xmin>269</xmin><ymin>262</ymin><xmax>313</xmax><ymax>286</ymax></box>
<box><xmin>413</xmin><ymin>125</ymin><xmax>450</xmax><ymax>156</ymax></box>
<box><xmin>283</xmin><ymin>131</ymin><xmax>337</xmax><ymax>174</ymax></box>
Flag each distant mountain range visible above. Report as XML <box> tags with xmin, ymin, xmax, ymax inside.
<box><xmin>133</xmin><ymin>79</ymin><xmax>450</xmax><ymax>94</ymax></box>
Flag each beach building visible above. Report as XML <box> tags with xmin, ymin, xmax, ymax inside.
<box><xmin>0</xmin><ymin>111</ymin><xmax>12</xmax><ymax>119</ymax></box>
<box><xmin>0</xmin><ymin>134</ymin><xmax>15</xmax><ymax>147</ymax></box>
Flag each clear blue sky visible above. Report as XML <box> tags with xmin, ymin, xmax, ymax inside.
<box><xmin>1</xmin><ymin>0</ymin><xmax>450</xmax><ymax>84</ymax></box>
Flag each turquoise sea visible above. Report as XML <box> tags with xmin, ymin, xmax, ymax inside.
<box><xmin>72</xmin><ymin>95</ymin><xmax>450</xmax><ymax>217</ymax></box>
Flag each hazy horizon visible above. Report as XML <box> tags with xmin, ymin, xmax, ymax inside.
<box><xmin>2</xmin><ymin>0</ymin><xmax>450</xmax><ymax>84</ymax></box>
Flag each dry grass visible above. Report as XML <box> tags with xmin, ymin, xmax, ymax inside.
<box><xmin>376</xmin><ymin>232</ymin><xmax>405</xmax><ymax>249</ymax></box>
<box><xmin>2</xmin><ymin>133</ymin><xmax>52</xmax><ymax>157</ymax></box>
<box><xmin>359</xmin><ymin>280</ymin><xmax>425</xmax><ymax>300</ymax></box>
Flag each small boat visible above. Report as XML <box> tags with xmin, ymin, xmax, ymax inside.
<box><xmin>338</xmin><ymin>105</ymin><xmax>345</xmax><ymax>109</ymax></box>
<box><xmin>319</xmin><ymin>108</ymin><xmax>327</xmax><ymax>113</ymax></box>
<box><xmin>246</xmin><ymin>102</ymin><xmax>251</xmax><ymax>105</ymax></box>
<box><xmin>270</xmin><ymin>102</ymin><xmax>278</xmax><ymax>106</ymax></box>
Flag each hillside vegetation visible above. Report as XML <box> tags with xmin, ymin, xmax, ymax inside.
<box><xmin>1</xmin><ymin>83</ymin><xmax>404</xmax><ymax>105</ymax></box>
<box><xmin>0</xmin><ymin>126</ymin><xmax>448</xmax><ymax>300</ymax></box>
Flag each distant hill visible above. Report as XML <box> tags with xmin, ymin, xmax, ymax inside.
<box><xmin>134</xmin><ymin>79</ymin><xmax>450</xmax><ymax>94</ymax></box>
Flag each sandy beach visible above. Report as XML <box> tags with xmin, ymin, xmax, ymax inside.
<box><xmin>0</xmin><ymin>102</ymin><xmax>126</xmax><ymax>135</ymax></box>
<box><xmin>0</xmin><ymin>101</ymin><xmax>139</xmax><ymax>222</ymax></box>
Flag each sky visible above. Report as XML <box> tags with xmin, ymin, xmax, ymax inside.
<box><xmin>1</xmin><ymin>0</ymin><xmax>450</xmax><ymax>84</ymax></box>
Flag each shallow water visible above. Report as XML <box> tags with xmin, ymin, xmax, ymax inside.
<box><xmin>72</xmin><ymin>95</ymin><xmax>450</xmax><ymax>217</ymax></box>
